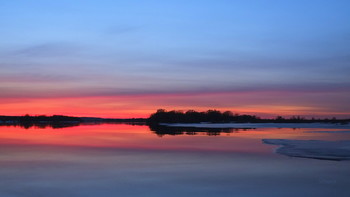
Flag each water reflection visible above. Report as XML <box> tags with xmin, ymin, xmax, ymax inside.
<box><xmin>148</xmin><ymin>124</ymin><xmax>255</xmax><ymax>136</ymax></box>
<box><xmin>0</xmin><ymin>124</ymin><xmax>350</xmax><ymax>197</ymax></box>
<box><xmin>1</xmin><ymin>122</ymin><xmax>256</xmax><ymax>136</ymax></box>
<box><xmin>0</xmin><ymin>121</ymin><xmax>81</xmax><ymax>129</ymax></box>
<box><xmin>0</xmin><ymin>122</ymin><xmax>146</xmax><ymax>130</ymax></box>
<box><xmin>1</xmin><ymin>123</ymin><xmax>350</xmax><ymax>153</ymax></box>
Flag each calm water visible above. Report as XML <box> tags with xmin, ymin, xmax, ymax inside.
<box><xmin>0</xmin><ymin>124</ymin><xmax>349</xmax><ymax>197</ymax></box>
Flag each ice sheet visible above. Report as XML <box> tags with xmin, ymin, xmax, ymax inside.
<box><xmin>263</xmin><ymin>139</ymin><xmax>350</xmax><ymax>161</ymax></box>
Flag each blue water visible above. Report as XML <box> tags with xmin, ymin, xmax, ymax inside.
<box><xmin>0</xmin><ymin>124</ymin><xmax>349</xmax><ymax>197</ymax></box>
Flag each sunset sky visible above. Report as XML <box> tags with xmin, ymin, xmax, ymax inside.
<box><xmin>1</xmin><ymin>0</ymin><xmax>349</xmax><ymax>118</ymax></box>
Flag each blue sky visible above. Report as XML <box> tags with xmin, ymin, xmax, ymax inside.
<box><xmin>0</xmin><ymin>0</ymin><xmax>349</xmax><ymax>117</ymax></box>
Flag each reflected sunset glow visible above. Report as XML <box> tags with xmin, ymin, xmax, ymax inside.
<box><xmin>1</xmin><ymin>124</ymin><xmax>349</xmax><ymax>154</ymax></box>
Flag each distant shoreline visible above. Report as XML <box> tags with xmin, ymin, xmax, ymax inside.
<box><xmin>1</xmin><ymin>110</ymin><xmax>350</xmax><ymax>126</ymax></box>
<box><xmin>0</xmin><ymin>115</ymin><xmax>147</xmax><ymax>123</ymax></box>
<box><xmin>0</xmin><ymin>115</ymin><xmax>147</xmax><ymax>129</ymax></box>
<box><xmin>160</xmin><ymin>122</ymin><xmax>350</xmax><ymax>129</ymax></box>
<box><xmin>147</xmin><ymin>109</ymin><xmax>350</xmax><ymax>125</ymax></box>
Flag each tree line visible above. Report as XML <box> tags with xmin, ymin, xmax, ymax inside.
<box><xmin>148</xmin><ymin>109</ymin><xmax>259</xmax><ymax>123</ymax></box>
<box><xmin>0</xmin><ymin>115</ymin><xmax>82</xmax><ymax>129</ymax></box>
<box><xmin>0</xmin><ymin>114</ymin><xmax>81</xmax><ymax>122</ymax></box>
<box><xmin>148</xmin><ymin>109</ymin><xmax>350</xmax><ymax>124</ymax></box>
<box><xmin>0</xmin><ymin>115</ymin><xmax>147</xmax><ymax>129</ymax></box>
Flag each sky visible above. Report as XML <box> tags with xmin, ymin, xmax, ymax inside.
<box><xmin>0</xmin><ymin>0</ymin><xmax>350</xmax><ymax>118</ymax></box>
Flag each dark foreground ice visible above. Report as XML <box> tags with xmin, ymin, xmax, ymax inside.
<box><xmin>263</xmin><ymin>139</ymin><xmax>350</xmax><ymax>161</ymax></box>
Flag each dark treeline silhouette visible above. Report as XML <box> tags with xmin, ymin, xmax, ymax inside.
<box><xmin>149</xmin><ymin>124</ymin><xmax>254</xmax><ymax>137</ymax></box>
<box><xmin>148</xmin><ymin>109</ymin><xmax>259</xmax><ymax>124</ymax></box>
<box><xmin>149</xmin><ymin>109</ymin><xmax>257</xmax><ymax>123</ymax></box>
<box><xmin>1</xmin><ymin>110</ymin><xmax>348</xmax><ymax>130</ymax></box>
<box><xmin>270</xmin><ymin>115</ymin><xmax>350</xmax><ymax>124</ymax></box>
<box><xmin>0</xmin><ymin>115</ymin><xmax>147</xmax><ymax>129</ymax></box>
<box><xmin>0</xmin><ymin>115</ymin><xmax>82</xmax><ymax>129</ymax></box>
<box><xmin>148</xmin><ymin>109</ymin><xmax>350</xmax><ymax>124</ymax></box>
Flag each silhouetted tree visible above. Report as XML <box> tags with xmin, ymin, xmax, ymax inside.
<box><xmin>148</xmin><ymin>109</ymin><xmax>262</xmax><ymax>124</ymax></box>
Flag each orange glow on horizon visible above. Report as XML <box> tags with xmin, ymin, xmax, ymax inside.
<box><xmin>0</xmin><ymin>91</ymin><xmax>348</xmax><ymax>119</ymax></box>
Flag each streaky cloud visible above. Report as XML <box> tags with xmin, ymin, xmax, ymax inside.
<box><xmin>11</xmin><ymin>42</ymin><xmax>82</xmax><ymax>58</ymax></box>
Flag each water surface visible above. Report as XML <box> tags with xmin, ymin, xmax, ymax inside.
<box><xmin>0</xmin><ymin>124</ymin><xmax>349</xmax><ymax>197</ymax></box>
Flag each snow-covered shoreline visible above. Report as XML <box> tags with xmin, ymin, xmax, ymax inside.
<box><xmin>161</xmin><ymin>122</ymin><xmax>350</xmax><ymax>129</ymax></box>
<box><xmin>263</xmin><ymin>139</ymin><xmax>350</xmax><ymax>161</ymax></box>
<box><xmin>161</xmin><ymin>123</ymin><xmax>350</xmax><ymax>160</ymax></box>
<box><xmin>304</xmin><ymin>130</ymin><xmax>350</xmax><ymax>133</ymax></box>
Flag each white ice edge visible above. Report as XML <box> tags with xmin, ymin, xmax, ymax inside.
<box><xmin>304</xmin><ymin>130</ymin><xmax>350</xmax><ymax>133</ymax></box>
<box><xmin>161</xmin><ymin>123</ymin><xmax>350</xmax><ymax>129</ymax></box>
<box><xmin>262</xmin><ymin>139</ymin><xmax>350</xmax><ymax>161</ymax></box>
